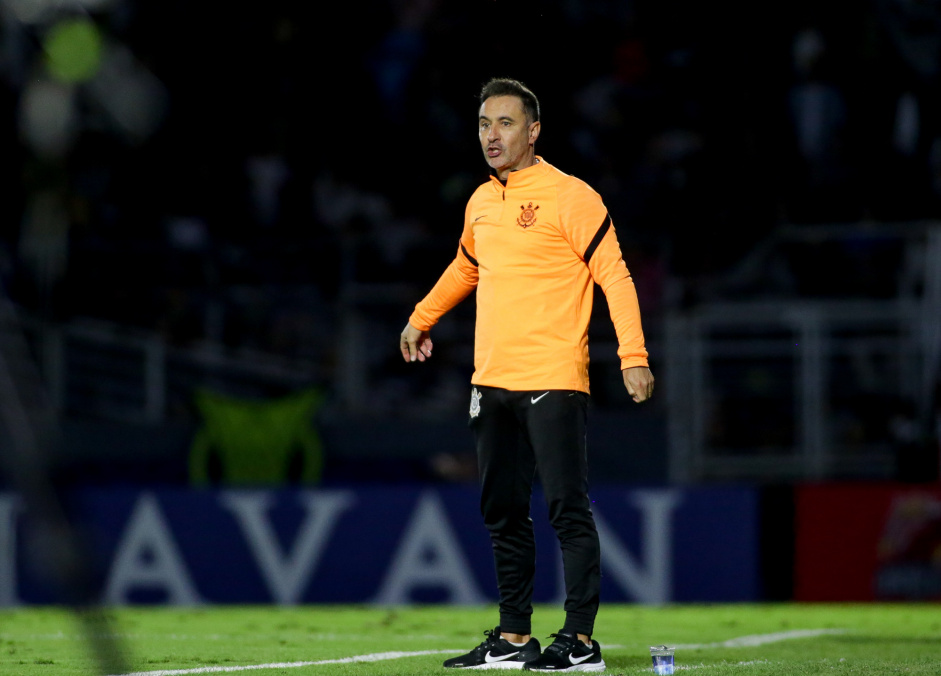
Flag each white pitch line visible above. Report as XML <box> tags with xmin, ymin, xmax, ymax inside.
<box><xmin>672</xmin><ymin>628</ymin><xmax>846</xmax><ymax>649</ymax></box>
<box><xmin>106</xmin><ymin>649</ymin><xmax>463</xmax><ymax>676</ymax></box>
<box><xmin>603</xmin><ymin>627</ymin><xmax>845</xmax><ymax>653</ymax></box>
<box><xmin>107</xmin><ymin>628</ymin><xmax>847</xmax><ymax>676</ymax></box>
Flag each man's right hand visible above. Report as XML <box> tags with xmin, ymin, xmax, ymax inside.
<box><xmin>400</xmin><ymin>322</ymin><xmax>433</xmax><ymax>363</ymax></box>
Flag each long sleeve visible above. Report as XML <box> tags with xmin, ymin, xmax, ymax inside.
<box><xmin>556</xmin><ymin>182</ymin><xmax>648</xmax><ymax>370</ymax></box>
<box><xmin>601</xmin><ymin>273</ymin><xmax>649</xmax><ymax>368</ymax></box>
<box><xmin>581</xmin><ymin>221</ymin><xmax>648</xmax><ymax>368</ymax></box>
<box><xmin>408</xmin><ymin>242</ymin><xmax>479</xmax><ymax>331</ymax></box>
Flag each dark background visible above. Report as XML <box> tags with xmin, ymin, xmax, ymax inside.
<box><xmin>1</xmin><ymin>0</ymin><xmax>940</xmax><ymax>487</ymax></box>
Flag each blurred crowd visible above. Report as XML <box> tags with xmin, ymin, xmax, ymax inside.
<box><xmin>1</xmin><ymin>0</ymin><xmax>940</xmax><ymax>405</ymax></box>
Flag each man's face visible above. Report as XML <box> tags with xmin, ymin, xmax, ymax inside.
<box><xmin>479</xmin><ymin>95</ymin><xmax>540</xmax><ymax>179</ymax></box>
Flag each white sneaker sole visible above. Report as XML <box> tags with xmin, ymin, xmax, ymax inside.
<box><xmin>463</xmin><ymin>662</ymin><xmax>528</xmax><ymax>670</ymax></box>
<box><xmin>525</xmin><ymin>659</ymin><xmax>606</xmax><ymax>672</ymax></box>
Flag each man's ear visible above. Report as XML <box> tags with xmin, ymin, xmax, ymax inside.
<box><xmin>529</xmin><ymin>121</ymin><xmax>541</xmax><ymax>145</ymax></box>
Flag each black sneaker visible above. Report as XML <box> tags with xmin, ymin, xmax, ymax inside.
<box><xmin>522</xmin><ymin>629</ymin><xmax>605</xmax><ymax>672</ymax></box>
<box><xmin>444</xmin><ymin>626</ymin><xmax>542</xmax><ymax>669</ymax></box>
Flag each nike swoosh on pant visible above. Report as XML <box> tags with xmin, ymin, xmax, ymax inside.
<box><xmin>531</xmin><ymin>392</ymin><xmax>550</xmax><ymax>404</ymax></box>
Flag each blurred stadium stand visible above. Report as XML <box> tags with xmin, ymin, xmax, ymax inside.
<box><xmin>1</xmin><ymin>0</ymin><xmax>940</xmax><ymax>488</ymax></box>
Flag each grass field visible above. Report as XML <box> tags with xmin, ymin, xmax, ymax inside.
<box><xmin>0</xmin><ymin>604</ymin><xmax>938</xmax><ymax>676</ymax></box>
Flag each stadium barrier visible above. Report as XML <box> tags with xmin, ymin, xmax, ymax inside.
<box><xmin>0</xmin><ymin>485</ymin><xmax>759</xmax><ymax>606</ymax></box>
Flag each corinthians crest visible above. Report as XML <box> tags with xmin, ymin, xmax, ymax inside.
<box><xmin>517</xmin><ymin>202</ymin><xmax>539</xmax><ymax>228</ymax></box>
<box><xmin>469</xmin><ymin>387</ymin><xmax>482</xmax><ymax>418</ymax></box>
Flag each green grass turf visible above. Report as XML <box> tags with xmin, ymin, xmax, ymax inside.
<box><xmin>0</xmin><ymin>604</ymin><xmax>938</xmax><ymax>675</ymax></box>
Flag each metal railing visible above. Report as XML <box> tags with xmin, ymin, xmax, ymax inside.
<box><xmin>665</xmin><ymin>222</ymin><xmax>941</xmax><ymax>482</ymax></box>
<box><xmin>24</xmin><ymin>319</ymin><xmax>324</xmax><ymax>424</ymax></box>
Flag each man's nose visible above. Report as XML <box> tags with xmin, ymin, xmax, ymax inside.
<box><xmin>487</xmin><ymin>126</ymin><xmax>499</xmax><ymax>142</ymax></box>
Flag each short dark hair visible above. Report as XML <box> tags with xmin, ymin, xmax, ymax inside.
<box><xmin>479</xmin><ymin>78</ymin><xmax>540</xmax><ymax>124</ymax></box>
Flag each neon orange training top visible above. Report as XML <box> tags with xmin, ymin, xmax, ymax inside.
<box><xmin>409</xmin><ymin>157</ymin><xmax>648</xmax><ymax>393</ymax></box>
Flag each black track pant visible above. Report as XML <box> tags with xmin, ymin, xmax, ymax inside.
<box><xmin>469</xmin><ymin>385</ymin><xmax>600</xmax><ymax>637</ymax></box>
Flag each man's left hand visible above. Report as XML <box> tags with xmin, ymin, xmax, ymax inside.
<box><xmin>622</xmin><ymin>366</ymin><xmax>654</xmax><ymax>403</ymax></box>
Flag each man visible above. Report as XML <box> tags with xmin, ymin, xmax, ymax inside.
<box><xmin>399</xmin><ymin>78</ymin><xmax>653</xmax><ymax>672</ymax></box>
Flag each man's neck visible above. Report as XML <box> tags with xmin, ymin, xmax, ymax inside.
<box><xmin>496</xmin><ymin>153</ymin><xmax>538</xmax><ymax>181</ymax></box>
